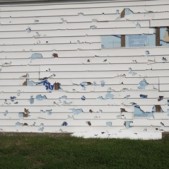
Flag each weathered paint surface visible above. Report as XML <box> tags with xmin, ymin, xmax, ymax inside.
<box><xmin>0</xmin><ymin>0</ymin><xmax>169</xmax><ymax>139</ymax></box>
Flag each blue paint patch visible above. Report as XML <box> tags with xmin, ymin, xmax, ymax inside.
<box><xmin>138</xmin><ymin>79</ymin><xmax>149</xmax><ymax>89</ymax></box>
<box><xmin>126</xmin><ymin>34</ymin><xmax>155</xmax><ymax>47</ymax></box>
<box><xmin>29</xmin><ymin>96</ymin><xmax>34</xmax><ymax>104</ymax></box>
<box><xmin>100</xmin><ymin>80</ymin><xmax>105</xmax><ymax>87</ymax></box>
<box><xmin>36</xmin><ymin>94</ymin><xmax>47</xmax><ymax>101</ymax></box>
<box><xmin>4</xmin><ymin>110</ymin><xmax>8</xmax><ymax>116</ymax></box>
<box><xmin>31</xmin><ymin>53</ymin><xmax>43</xmax><ymax>59</ymax></box>
<box><xmin>124</xmin><ymin>121</ymin><xmax>133</xmax><ymax>128</ymax></box>
<box><xmin>38</xmin><ymin>123</ymin><xmax>44</xmax><ymax>131</ymax></box>
<box><xmin>101</xmin><ymin>35</ymin><xmax>121</xmax><ymax>48</ymax></box>
<box><xmin>134</xmin><ymin>105</ymin><xmax>154</xmax><ymax>118</ymax></box>
<box><xmin>40</xmin><ymin>109</ymin><xmax>52</xmax><ymax>115</ymax></box>
<box><xmin>125</xmin><ymin>8</ymin><xmax>134</xmax><ymax>15</ymax></box>
<box><xmin>106</xmin><ymin>121</ymin><xmax>112</xmax><ymax>127</ymax></box>
<box><xmin>15</xmin><ymin>122</ymin><xmax>22</xmax><ymax>127</ymax></box>
<box><xmin>58</xmin><ymin>96</ymin><xmax>72</xmax><ymax>105</ymax></box>
<box><xmin>18</xmin><ymin>112</ymin><xmax>24</xmax><ymax>118</ymax></box>
<box><xmin>70</xmin><ymin>108</ymin><xmax>83</xmax><ymax>115</ymax></box>
<box><xmin>105</xmin><ymin>91</ymin><xmax>114</xmax><ymax>99</ymax></box>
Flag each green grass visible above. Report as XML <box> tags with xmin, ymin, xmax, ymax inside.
<box><xmin>0</xmin><ymin>134</ymin><xmax>169</xmax><ymax>169</ymax></box>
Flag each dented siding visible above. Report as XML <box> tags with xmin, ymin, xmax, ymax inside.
<box><xmin>0</xmin><ymin>0</ymin><xmax>169</xmax><ymax>138</ymax></box>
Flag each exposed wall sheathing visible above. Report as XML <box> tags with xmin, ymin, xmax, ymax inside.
<box><xmin>0</xmin><ymin>0</ymin><xmax>169</xmax><ymax>138</ymax></box>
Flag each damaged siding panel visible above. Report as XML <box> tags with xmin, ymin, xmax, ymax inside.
<box><xmin>0</xmin><ymin>0</ymin><xmax>169</xmax><ymax>138</ymax></box>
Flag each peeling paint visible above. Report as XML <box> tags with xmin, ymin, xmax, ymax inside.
<box><xmin>134</xmin><ymin>104</ymin><xmax>154</xmax><ymax>118</ymax></box>
<box><xmin>138</xmin><ymin>79</ymin><xmax>149</xmax><ymax>89</ymax></box>
<box><xmin>70</xmin><ymin>108</ymin><xmax>83</xmax><ymax>115</ymax></box>
<box><xmin>36</xmin><ymin>94</ymin><xmax>47</xmax><ymax>101</ymax></box>
<box><xmin>128</xmin><ymin>67</ymin><xmax>137</xmax><ymax>76</ymax></box>
<box><xmin>29</xmin><ymin>96</ymin><xmax>34</xmax><ymax>104</ymax></box>
<box><xmin>3</xmin><ymin>110</ymin><xmax>8</xmax><ymax>116</ymax></box>
<box><xmin>58</xmin><ymin>95</ymin><xmax>72</xmax><ymax>105</ymax></box>
<box><xmin>101</xmin><ymin>35</ymin><xmax>121</xmax><ymax>48</ymax></box>
<box><xmin>26</xmin><ymin>27</ymin><xmax>31</xmax><ymax>33</ymax></box>
<box><xmin>105</xmin><ymin>91</ymin><xmax>114</xmax><ymax>99</ymax></box>
<box><xmin>40</xmin><ymin>109</ymin><xmax>52</xmax><ymax>115</ymax></box>
<box><xmin>30</xmin><ymin>53</ymin><xmax>43</xmax><ymax>59</ymax></box>
<box><xmin>38</xmin><ymin>123</ymin><xmax>44</xmax><ymax>131</ymax></box>
<box><xmin>80</xmin><ymin>82</ymin><xmax>92</xmax><ymax>90</ymax></box>
<box><xmin>124</xmin><ymin>121</ymin><xmax>133</xmax><ymax>129</ymax></box>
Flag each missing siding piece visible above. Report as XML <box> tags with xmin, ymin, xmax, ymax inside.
<box><xmin>81</xmin><ymin>96</ymin><xmax>86</xmax><ymax>101</ymax></box>
<box><xmin>80</xmin><ymin>82</ymin><xmax>92</xmax><ymax>90</ymax></box>
<box><xmin>54</xmin><ymin>82</ymin><xmax>61</xmax><ymax>91</ymax></box>
<box><xmin>140</xmin><ymin>94</ymin><xmax>148</xmax><ymax>99</ymax></box>
<box><xmin>24</xmin><ymin>108</ymin><xmax>30</xmax><ymax>117</ymax></box>
<box><xmin>101</xmin><ymin>35</ymin><xmax>121</xmax><ymax>48</ymax></box>
<box><xmin>162</xmin><ymin>57</ymin><xmax>167</xmax><ymax>62</ymax></box>
<box><xmin>62</xmin><ymin>121</ymin><xmax>68</xmax><ymax>126</ymax></box>
<box><xmin>152</xmin><ymin>105</ymin><xmax>163</xmax><ymax>112</ymax></box>
<box><xmin>158</xmin><ymin>96</ymin><xmax>164</xmax><ymax>101</ymax></box>
<box><xmin>120</xmin><ymin>108</ymin><xmax>127</xmax><ymax>113</ymax></box>
<box><xmin>120</xmin><ymin>9</ymin><xmax>125</xmax><ymax>18</ymax></box>
<box><xmin>126</xmin><ymin>35</ymin><xmax>155</xmax><ymax>48</ymax></box>
<box><xmin>22</xmin><ymin>80</ymin><xmax>27</xmax><ymax>86</ymax></box>
<box><xmin>160</xmin><ymin>122</ymin><xmax>165</xmax><ymax>127</ymax></box>
<box><xmin>156</xmin><ymin>27</ymin><xmax>160</xmax><ymax>46</ymax></box>
<box><xmin>26</xmin><ymin>27</ymin><xmax>31</xmax><ymax>33</ymax></box>
<box><xmin>160</xmin><ymin>27</ymin><xmax>169</xmax><ymax>46</ymax></box>
<box><xmin>86</xmin><ymin>121</ymin><xmax>92</xmax><ymax>126</ymax></box>
<box><xmin>124</xmin><ymin>121</ymin><xmax>133</xmax><ymax>129</ymax></box>
<box><xmin>10</xmin><ymin>96</ymin><xmax>16</xmax><ymax>102</ymax></box>
<box><xmin>89</xmin><ymin>109</ymin><xmax>93</xmax><ymax>113</ymax></box>
<box><xmin>121</xmin><ymin>35</ymin><xmax>125</xmax><ymax>47</ymax></box>
<box><xmin>120</xmin><ymin>8</ymin><xmax>134</xmax><ymax>18</ymax></box>
<box><xmin>52</xmin><ymin>53</ymin><xmax>58</xmax><ymax>58</ymax></box>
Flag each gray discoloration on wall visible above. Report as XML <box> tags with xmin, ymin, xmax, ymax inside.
<box><xmin>0</xmin><ymin>0</ymin><xmax>169</xmax><ymax>139</ymax></box>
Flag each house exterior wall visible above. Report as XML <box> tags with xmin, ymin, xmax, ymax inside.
<box><xmin>0</xmin><ymin>0</ymin><xmax>169</xmax><ymax>138</ymax></box>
